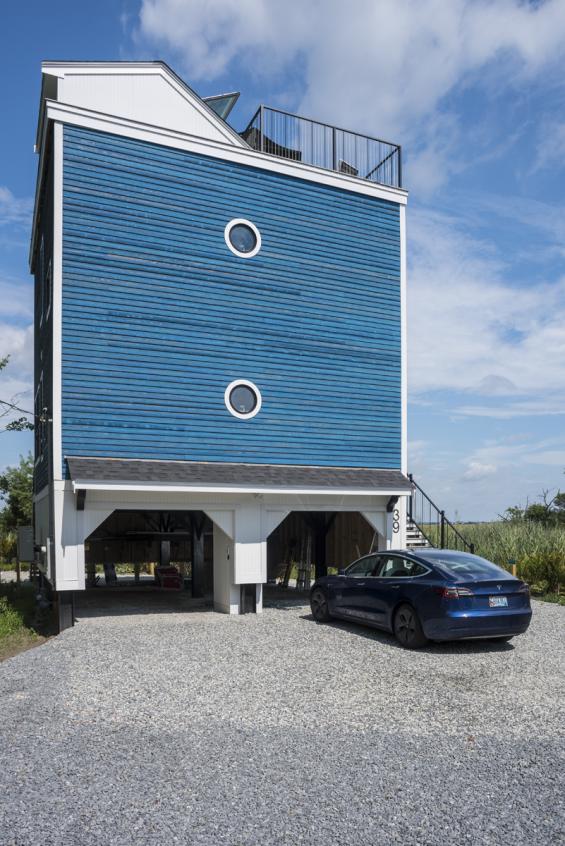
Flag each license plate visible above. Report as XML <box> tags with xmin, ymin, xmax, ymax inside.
<box><xmin>489</xmin><ymin>596</ymin><xmax>508</xmax><ymax>608</ymax></box>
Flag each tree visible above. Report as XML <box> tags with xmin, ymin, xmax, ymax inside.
<box><xmin>502</xmin><ymin>505</ymin><xmax>524</xmax><ymax>522</ymax></box>
<box><xmin>504</xmin><ymin>487</ymin><xmax>565</xmax><ymax>527</ymax></box>
<box><xmin>553</xmin><ymin>492</ymin><xmax>565</xmax><ymax>517</ymax></box>
<box><xmin>0</xmin><ymin>356</ymin><xmax>34</xmax><ymax>432</ymax></box>
<box><xmin>0</xmin><ymin>452</ymin><xmax>34</xmax><ymax>529</ymax></box>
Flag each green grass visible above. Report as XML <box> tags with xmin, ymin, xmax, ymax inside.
<box><xmin>532</xmin><ymin>592</ymin><xmax>565</xmax><ymax>607</ymax></box>
<box><xmin>439</xmin><ymin>521</ymin><xmax>565</xmax><ymax>598</ymax></box>
<box><xmin>0</xmin><ymin>596</ymin><xmax>26</xmax><ymax>637</ymax></box>
<box><xmin>0</xmin><ymin>583</ymin><xmax>52</xmax><ymax>661</ymax></box>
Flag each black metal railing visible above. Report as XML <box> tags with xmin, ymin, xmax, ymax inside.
<box><xmin>408</xmin><ymin>474</ymin><xmax>475</xmax><ymax>554</ymax></box>
<box><xmin>241</xmin><ymin>105</ymin><xmax>402</xmax><ymax>189</ymax></box>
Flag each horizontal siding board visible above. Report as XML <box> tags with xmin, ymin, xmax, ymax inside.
<box><xmin>63</xmin><ymin>130</ymin><xmax>402</xmax><ymax>231</ymax></box>
<box><xmin>62</xmin><ymin>125</ymin><xmax>402</xmax><ymax>469</ymax></box>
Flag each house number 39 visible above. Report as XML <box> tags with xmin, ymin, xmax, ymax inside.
<box><xmin>392</xmin><ymin>508</ymin><xmax>400</xmax><ymax>533</ymax></box>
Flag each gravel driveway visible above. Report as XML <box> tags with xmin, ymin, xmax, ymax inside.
<box><xmin>1</xmin><ymin>594</ymin><xmax>564</xmax><ymax>846</ymax></box>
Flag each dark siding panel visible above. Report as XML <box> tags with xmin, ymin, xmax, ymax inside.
<box><xmin>34</xmin><ymin>146</ymin><xmax>54</xmax><ymax>493</ymax></box>
<box><xmin>62</xmin><ymin>126</ymin><xmax>401</xmax><ymax>469</ymax></box>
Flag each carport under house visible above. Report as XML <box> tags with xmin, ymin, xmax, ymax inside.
<box><xmin>31</xmin><ymin>60</ymin><xmax>423</xmax><ymax>628</ymax></box>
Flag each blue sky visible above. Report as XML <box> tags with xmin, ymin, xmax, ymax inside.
<box><xmin>1</xmin><ymin>0</ymin><xmax>565</xmax><ymax>519</ymax></box>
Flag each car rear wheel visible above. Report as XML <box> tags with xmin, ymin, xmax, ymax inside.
<box><xmin>393</xmin><ymin>604</ymin><xmax>428</xmax><ymax>649</ymax></box>
<box><xmin>310</xmin><ymin>588</ymin><xmax>331</xmax><ymax>623</ymax></box>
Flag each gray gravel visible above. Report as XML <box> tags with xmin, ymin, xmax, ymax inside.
<box><xmin>0</xmin><ymin>594</ymin><xmax>564</xmax><ymax>846</ymax></box>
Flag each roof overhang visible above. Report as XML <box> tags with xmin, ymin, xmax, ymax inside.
<box><xmin>67</xmin><ymin>457</ymin><xmax>412</xmax><ymax>498</ymax></box>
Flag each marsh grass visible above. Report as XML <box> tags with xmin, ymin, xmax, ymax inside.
<box><xmin>446</xmin><ymin>521</ymin><xmax>565</xmax><ymax>594</ymax></box>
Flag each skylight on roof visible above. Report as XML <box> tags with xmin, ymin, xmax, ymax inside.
<box><xmin>203</xmin><ymin>92</ymin><xmax>240</xmax><ymax>121</ymax></box>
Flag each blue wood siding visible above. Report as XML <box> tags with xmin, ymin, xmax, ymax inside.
<box><xmin>62</xmin><ymin>125</ymin><xmax>401</xmax><ymax>469</ymax></box>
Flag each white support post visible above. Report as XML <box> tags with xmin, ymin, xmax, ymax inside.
<box><xmin>209</xmin><ymin>501</ymin><xmax>272</xmax><ymax>614</ymax></box>
<box><xmin>212</xmin><ymin>522</ymin><xmax>239</xmax><ymax>614</ymax></box>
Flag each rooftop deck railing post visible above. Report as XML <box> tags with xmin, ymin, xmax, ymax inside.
<box><xmin>241</xmin><ymin>104</ymin><xmax>402</xmax><ymax>188</ymax></box>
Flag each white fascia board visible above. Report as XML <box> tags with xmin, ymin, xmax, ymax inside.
<box><xmin>400</xmin><ymin>204</ymin><xmax>408</xmax><ymax>475</ymax></box>
<box><xmin>51</xmin><ymin>121</ymin><xmax>63</xmax><ymax>482</ymax></box>
<box><xmin>44</xmin><ymin>99</ymin><xmax>408</xmax><ymax>206</ymax></box>
<box><xmin>29</xmin><ymin>108</ymin><xmax>50</xmax><ymax>269</ymax></box>
<box><xmin>71</xmin><ymin>480</ymin><xmax>411</xmax><ymax>497</ymax></box>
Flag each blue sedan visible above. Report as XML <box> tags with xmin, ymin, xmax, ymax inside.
<box><xmin>309</xmin><ymin>549</ymin><xmax>532</xmax><ymax>648</ymax></box>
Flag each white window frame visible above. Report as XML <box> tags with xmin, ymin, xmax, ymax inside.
<box><xmin>224</xmin><ymin>379</ymin><xmax>262</xmax><ymax>420</ymax></box>
<box><xmin>224</xmin><ymin>218</ymin><xmax>262</xmax><ymax>258</ymax></box>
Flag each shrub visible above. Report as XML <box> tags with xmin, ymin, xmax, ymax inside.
<box><xmin>518</xmin><ymin>552</ymin><xmax>565</xmax><ymax>593</ymax></box>
<box><xmin>0</xmin><ymin>596</ymin><xmax>25</xmax><ymax>638</ymax></box>
<box><xmin>451</xmin><ymin>521</ymin><xmax>565</xmax><ymax>593</ymax></box>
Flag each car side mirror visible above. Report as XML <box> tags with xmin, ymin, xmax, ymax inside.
<box><xmin>338</xmin><ymin>568</ymin><xmax>346</xmax><ymax>576</ymax></box>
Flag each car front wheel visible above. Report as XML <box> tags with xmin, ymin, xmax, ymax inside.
<box><xmin>393</xmin><ymin>604</ymin><xmax>428</xmax><ymax>649</ymax></box>
<box><xmin>310</xmin><ymin>588</ymin><xmax>331</xmax><ymax>623</ymax></box>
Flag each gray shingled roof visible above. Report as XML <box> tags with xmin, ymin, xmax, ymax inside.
<box><xmin>67</xmin><ymin>457</ymin><xmax>411</xmax><ymax>491</ymax></box>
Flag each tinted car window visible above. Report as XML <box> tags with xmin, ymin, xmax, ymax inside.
<box><xmin>378</xmin><ymin>556</ymin><xmax>426</xmax><ymax>578</ymax></box>
<box><xmin>346</xmin><ymin>555</ymin><xmax>378</xmax><ymax>577</ymax></box>
<box><xmin>420</xmin><ymin>552</ymin><xmax>508</xmax><ymax>580</ymax></box>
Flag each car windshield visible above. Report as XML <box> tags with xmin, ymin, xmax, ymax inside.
<box><xmin>420</xmin><ymin>551</ymin><xmax>510</xmax><ymax>580</ymax></box>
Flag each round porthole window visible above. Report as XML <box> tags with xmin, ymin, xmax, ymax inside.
<box><xmin>225</xmin><ymin>379</ymin><xmax>262</xmax><ymax>419</ymax></box>
<box><xmin>224</xmin><ymin>218</ymin><xmax>261</xmax><ymax>258</ymax></box>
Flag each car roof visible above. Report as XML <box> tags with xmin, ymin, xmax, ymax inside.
<box><xmin>355</xmin><ymin>549</ymin><xmax>441</xmax><ymax>562</ymax></box>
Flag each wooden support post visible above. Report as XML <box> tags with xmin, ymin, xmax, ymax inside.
<box><xmin>303</xmin><ymin>513</ymin><xmax>337</xmax><ymax>580</ymax></box>
<box><xmin>57</xmin><ymin>591</ymin><xmax>75</xmax><ymax>632</ymax></box>
<box><xmin>160</xmin><ymin>540</ymin><xmax>171</xmax><ymax>568</ymax></box>
<box><xmin>191</xmin><ymin>515</ymin><xmax>206</xmax><ymax>598</ymax></box>
<box><xmin>314</xmin><ymin>526</ymin><xmax>326</xmax><ymax>581</ymax></box>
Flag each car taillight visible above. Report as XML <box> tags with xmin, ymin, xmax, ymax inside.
<box><xmin>435</xmin><ymin>586</ymin><xmax>474</xmax><ymax>599</ymax></box>
<box><xmin>517</xmin><ymin>583</ymin><xmax>530</xmax><ymax>596</ymax></box>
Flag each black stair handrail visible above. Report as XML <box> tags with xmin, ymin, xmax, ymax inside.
<box><xmin>408</xmin><ymin>474</ymin><xmax>475</xmax><ymax>554</ymax></box>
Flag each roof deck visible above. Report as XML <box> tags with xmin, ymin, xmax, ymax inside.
<box><xmin>241</xmin><ymin>105</ymin><xmax>402</xmax><ymax>189</ymax></box>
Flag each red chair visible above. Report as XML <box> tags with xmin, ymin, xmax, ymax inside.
<box><xmin>154</xmin><ymin>565</ymin><xmax>183</xmax><ymax>590</ymax></box>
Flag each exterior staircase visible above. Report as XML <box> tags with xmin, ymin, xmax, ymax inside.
<box><xmin>406</xmin><ymin>474</ymin><xmax>475</xmax><ymax>554</ymax></box>
<box><xmin>405</xmin><ymin>519</ymin><xmax>431</xmax><ymax>550</ymax></box>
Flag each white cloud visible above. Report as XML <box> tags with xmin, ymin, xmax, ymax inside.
<box><xmin>0</xmin><ymin>323</ymin><xmax>33</xmax><ymax>375</ymax></box>
<box><xmin>407</xmin><ymin>207</ymin><xmax>565</xmax><ymax>416</ymax></box>
<box><xmin>0</xmin><ymin>186</ymin><xmax>33</xmax><ymax>229</ymax></box>
<box><xmin>463</xmin><ymin>460</ymin><xmax>497</xmax><ymax>481</ymax></box>
<box><xmin>463</xmin><ymin>434</ymin><xmax>565</xmax><ymax>473</ymax></box>
<box><xmin>0</xmin><ymin>323</ymin><xmax>33</xmax><ymax>429</ymax></box>
<box><xmin>0</xmin><ymin>277</ymin><xmax>33</xmax><ymax>322</ymax></box>
<box><xmin>135</xmin><ymin>0</ymin><xmax>565</xmax><ymax>192</ymax></box>
<box><xmin>454</xmin><ymin>401</ymin><xmax>565</xmax><ymax>419</ymax></box>
<box><xmin>532</xmin><ymin>120</ymin><xmax>565</xmax><ymax>173</ymax></box>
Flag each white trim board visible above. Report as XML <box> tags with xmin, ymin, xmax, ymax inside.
<box><xmin>400</xmin><ymin>203</ymin><xmax>408</xmax><ymax>476</ymax></box>
<box><xmin>51</xmin><ymin>121</ymin><xmax>63</xmax><ymax>482</ymax></box>
<box><xmin>70</xmin><ymin>480</ymin><xmax>411</xmax><ymax>497</ymax></box>
<box><xmin>44</xmin><ymin>100</ymin><xmax>408</xmax><ymax>205</ymax></box>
